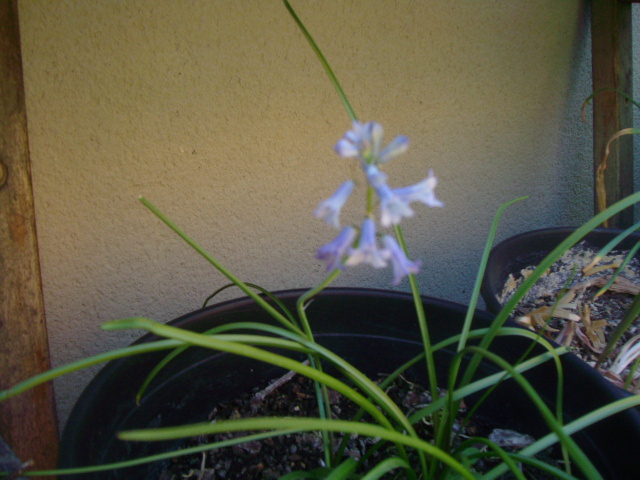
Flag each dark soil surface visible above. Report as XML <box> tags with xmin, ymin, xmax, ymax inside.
<box><xmin>159</xmin><ymin>371</ymin><xmax>559</xmax><ymax>480</ymax></box>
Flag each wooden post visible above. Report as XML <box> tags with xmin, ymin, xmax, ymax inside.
<box><xmin>0</xmin><ymin>0</ymin><xmax>59</xmax><ymax>475</ymax></box>
<box><xmin>591</xmin><ymin>0</ymin><xmax>635</xmax><ymax>228</ymax></box>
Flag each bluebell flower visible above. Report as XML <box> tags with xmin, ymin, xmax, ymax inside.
<box><xmin>335</xmin><ymin>121</ymin><xmax>408</xmax><ymax>164</ymax></box>
<box><xmin>394</xmin><ymin>170</ymin><xmax>444</xmax><ymax>208</ymax></box>
<box><xmin>316</xmin><ymin>226</ymin><xmax>357</xmax><ymax>271</ymax></box>
<box><xmin>314</xmin><ymin>180</ymin><xmax>355</xmax><ymax>228</ymax></box>
<box><xmin>345</xmin><ymin>218</ymin><xmax>388</xmax><ymax>268</ymax></box>
<box><xmin>377</xmin><ymin>184</ymin><xmax>415</xmax><ymax>227</ymax></box>
<box><xmin>365</xmin><ymin>164</ymin><xmax>387</xmax><ymax>188</ymax></box>
<box><xmin>366</xmin><ymin>165</ymin><xmax>414</xmax><ymax>227</ymax></box>
<box><xmin>382</xmin><ymin>235</ymin><xmax>422</xmax><ymax>285</ymax></box>
<box><xmin>378</xmin><ymin>134</ymin><xmax>409</xmax><ymax>164</ymax></box>
<box><xmin>366</xmin><ymin>165</ymin><xmax>442</xmax><ymax>226</ymax></box>
<box><xmin>334</xmin><ymin>121</ymin><xmax>378</xmax><ymax>159</ymax></box>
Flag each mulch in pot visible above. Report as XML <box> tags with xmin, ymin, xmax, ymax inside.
<box><xmin>498</xmin><ymin>239</ymin><xmax>640</xmax><ymax>392</ymax></box>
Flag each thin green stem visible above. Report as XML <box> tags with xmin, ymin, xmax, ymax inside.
<box><xmin>392</xmin><ymin>225</ymin><xmax>432</xmax><ymax>479</ymax></box>
<box><xmin>393</xmin><ymin>225</ymin><xmax>438</xmax><ymax>401</ymax></box>
<box><xmin>295</xmin><ymin>268</ymin><xmax>342</xmax><ymax>467</ymax></box>
<box><xmin>296</xmin><ymin>268</ymin><xmax>341</xmax><ymax>340</ymax></box>
<box><xmin>366</xmin><ymin>185</ymin><xmax>375</xmax><ymax>216</ymax></box>
<box><xmin>457</xmin><ymin>196</ymin><xmax>527</xmax><ymax>352</ymax></box>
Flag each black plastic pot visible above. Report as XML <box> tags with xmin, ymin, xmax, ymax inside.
<box><xmin>59</xmin><ymin>287</ymin><xmax>640</xmax><ymax>479</ymax></box>
<box><xmin>481</xmin><ymin>227</ymin><xmax>640</xmax><ymax>314</ymax></box>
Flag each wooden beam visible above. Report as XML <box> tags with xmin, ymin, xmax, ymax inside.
<box><xmin>0</xmin><ymin>0</ymin><xmax>59</xmax><ymax>475</ymax></box>
<box><xmin>591</xmin><ymin>0</ymin><xmax>635</xmax><ymax>227</ymax></box>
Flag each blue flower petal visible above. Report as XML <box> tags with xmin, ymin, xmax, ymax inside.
<box><xmin>345</xmin><ymin>218</ymin><xmax>388</xmax><ymax>268</ymax></box>
<box><xmin>394</xmin><ymin>170</ymin><xmax>444</xmax><ymax>208</ymax></box>
<box><xmin>316</xmin><ymin>227</ymin><xmax>358</xmax><ymax>271</ymax></box>
<box><xmin>382</xmin><ymin>235</ymin><xmax>422</xmax><ymax>285</ymax></box>
<box><xmin>314</xmin><ymin>180</ymin><xmax>355</xmax><ymax>228</ymax></box>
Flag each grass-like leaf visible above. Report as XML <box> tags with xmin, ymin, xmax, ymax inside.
<box><xmin>202</xmin><ymin>282</ymin><xmax>297</xmax><ymax>326</ymax></box>
<box><xmin>359</xmin><ymin>457</ymin><xmax>411</xmax><ymax>480</ymax></box>
<box><xmin>139</xmin><ymin>196</ymin><xmax>305</xmax><ymax>336</ymax></box>
<box><xmin>282</xmin><ymin>0</ymin><xmax>357</xmax><ymax>122</ymax></box>
<box><xmin>454</xmin><ymin>347</ymin><xmax>599</xmax><ymax>479</ymax></box>
<box><xmin>0</xmin><ymin>338</ymin><xmax>183</xmax><ymax>402</ymax></box>
<box><xmin>119</xmin><ymin>417</ymin><xmax>474</xmax><ymax>480</ymax></box>
<box><xmin>596</xmin><ymin>291</ymin><xmax>640</xmax><ymax>369</ymax></box>
<box><xmin>582</xmin><ymin>220</ymin><xmax>640</xmax><ymax>275</ymax></box>
<box><xmin>0</xmin><ymin>429</ymin><xmax>300</xmax><ymax>478</ymax></box>
<box><xmin>483</xmin><ymin>394</ymin><xmax>640</xmax><ymax>479</ymax></box>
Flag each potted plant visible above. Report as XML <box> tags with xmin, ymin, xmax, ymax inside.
<box><xmin>32</xmin><ymin>288</ymin><xmax>632</xmax><ymax>479</ymax></box>
<box><xmin>481</xmin><ymin>227</ymin><xmax>640</xmax><ymax>313</ymax></box>
<box><xmin>481</xmin><ymin>226</ymin><xmax>640</xmax><ymax>393</ymax></box>
<box><xmin>480</xmin><ymin>87</ymin><xmax>640</xmax><ymax>394</ymax></box>
<box><xmin>3</xmin><ymin>1</ymin><xmax>640</xmax><ymax>479</ymax></box>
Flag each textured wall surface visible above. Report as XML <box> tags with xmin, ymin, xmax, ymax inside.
<box><xmin>15</xmin><ymin>1</ymin><xmax>637</xmax><ymax>427</ymax></box>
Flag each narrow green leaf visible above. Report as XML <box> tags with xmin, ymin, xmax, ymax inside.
<box><xmin>454</xmin><ymin>437</ymin><xmax>526</xmax><ymax>480</ymax></box>
<box><xmin>483</xmin><ymin>395</ymin><xmax>640</xmax><ymax>479</ymax></box>
<box><xmin>0</xmin><ymin>429</ymin><xmax>300</xmax><ymax>477</ymax></box>
<box><xmin>581</xmin><ymin>88</ymin><xmax>640</xmax><ymax>123</ymax></box>
<box><xmin>103</xmin><ymin>317</ymin><xmax>399</xmax><ymax>432</ymax></box>
<box><xmin>139</xmin><ymin>196</ymin><xmax>304</xmax><ymax>336</ymax></box>
<box><xmin>458</xmin><ymin>196</ymin><xmax>528</xmax><ymax>352</ymax></box>
<box><xmin>360</xmin><ymin>457</ymin><xmax>411</xmax><ymax>480</ymax></box>
<box><xmin>282</xmin><ymin>0</ymin><xmax>357</xmax><ymax>122</ymax></box>
<box><xmin>324</xmin><ymin>458</ymin><xmax>358</xmax><ymax>480</ymax></box>
<box><xmin>582</xmin><ymin>220</ymin><xmax>640</xmax><ymax>275</ymax></box>
<box><xmin>596</xmin><ymin>291</ymin><xmax>640</xmax><ymax>368</ymax></box>
<box><xmin>119</xmin><ymin>417</ymin><xmax>475</xmax><ymax>480</ymax></box>
<box><xmin>594</xmin><ymin>240</ymin><xmax>640</xmax><ymax>297</ymax></box>
<box><xmin>0</xmin><ymin>338</ymin><xmax>183</xmax><ymax>401</ymax></box>
<box><xmin>202</xmin><ymin>281</ymin><xmax>297</xmax><ymax>325</ymax></box>
<box><xmin>136</xmin><ymin>320</ymin><xmax>312</xmax><ymax>402</ymax></box>
<box><xmin>455</xmin><ymin>347</ymin><xmax>600</xmax><ymax>480</ymax></box>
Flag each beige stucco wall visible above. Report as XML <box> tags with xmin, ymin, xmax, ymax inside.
<box><xmin>16</xmin><ymin>1</ymin><xmax>631</xmax><ymax>427</ymax></box>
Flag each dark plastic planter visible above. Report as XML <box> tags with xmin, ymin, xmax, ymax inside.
<box><xmin>59</xmin><ymin>288</ymin><xmax>640</xmax><ymax>479</ymax></box>
<box><xmin>481</xmin><ymin>227</ymin><xmax>640</xmax><ymax>314</ymax></box>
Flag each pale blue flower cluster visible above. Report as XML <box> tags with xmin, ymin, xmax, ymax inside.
<box><xmin>314</xmin><ymin>121</ymin><xmax>443</xmax><ymax>285</ymax></box>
